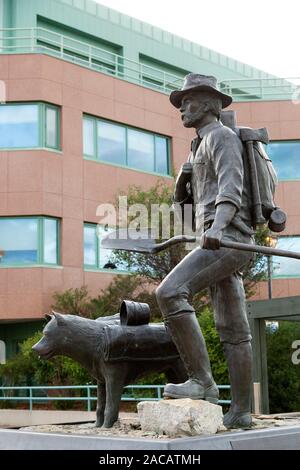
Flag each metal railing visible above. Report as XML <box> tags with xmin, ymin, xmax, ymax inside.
<box><xmin>0</xmin><ymin>384</ymin><xmax>231</xmax><ymax>411</ymax></box>
<box><xmin>219</xmin><ymin>77</ymin><xmax>300</xmax><ymax>102</ymax></box>
<box><xmin>0</xmin><ymin>27</ymin><xmax>297</xmax><ymax>101</ymax></box>
<box><xmin>0</xmin><ymin>27</ymin><xmax>184</xmax><ymax>95</ymax></box>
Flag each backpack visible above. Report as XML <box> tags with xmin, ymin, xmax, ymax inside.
<box><xmin>220</xmin><ymin>111</ymin><xmax>286</xmax><ymax>232</ymax></box>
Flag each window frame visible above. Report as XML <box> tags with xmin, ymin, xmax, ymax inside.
<box><xmin>43</xmin><ymin>103</ymin><xmax>61</xmax><ymax>150</ymax></box>
<box><xmin>83</xmin><ymin>222</ymin><xmax>130</xmax><ymax>274</ymax></box>
<box><xmin>0</xmin><ymin>216</ymin><xmax>61</xmax><ymax>268</ymax></box>
<box><xmin>83</xmin><ymin>222</ymin><xmax>99</xmax><ymax>270</ymax></box>
<box><xmin>0</xmin><ymin>102</ymin><xmax>61</xmax><ymax>151</ymax></box>
<box><xmin>83</xmin><ymin>115</ymin><xmax>171</xmax><ymax>177</ymax></box>
<box><xmin>272</xmin><ymin>235</ymin><xmax>300</xmax><ymax>279</ymax></box>
<box><xmin>268</xmin><ymin>139</ymin><xmax>300</xmax><ymax>182</ymax></box>
<box><xmin>83</xmin><ymin>115</ymin><xmax>96</xmax><ymax>158</ymax></box>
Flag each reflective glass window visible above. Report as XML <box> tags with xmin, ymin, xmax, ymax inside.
<box><xmin>0</xmin><ymin>217</ymin><xmax>60</xmax><ymax>266</ymax></box>
<box><xmin>155</xmin><ymin>136</ymin><xmax>169</xmax><ymax>174</ymax></box>
<box><xmin>45</xmin><ymin>106</ymin><xmax>58</xmax><ymax>148</ymax></box>
<box><xmin>43</xmin><ymin>218</ymin><xmax>58</xmax><ymax>264</ymax></box>
<box><xmin>128</xmin><ymin>129</ymin><xmax>154</xmax><ymax>172</ymax></box>
<box><xmin>97</xmin><ymin>121</ymin><xmax>126</xmax><ymax>165</ymax></box>
<box><xmin>0</xmin><ymin>104</ymin><xmax>39</xmax><ymax>148</ymax></box>
<box><xmin>0</xmin><ymin>218</ymin><xmax>38</xmax><ymax>264</ymax></box>
<box><xmin>83</xmin><ymin>116</ymin><xmax>170</xmax><ymax>175</ymax></box>
<box><xmin>84</xmin><ymin>225</ymin><xmax>97</xmax><ymax>266</ymax></box>
<box><xmin>273</xmin><ymin>237</ymin><xmax>300</xmax><ymax>277</ymax></box>
<box><xmin>83</xmin><ymin>117</ymin><xmax>95</xmax><ymax>156</ymax></box>
<box><xmin>268</xmin><ymin>141</ymin><xmax>300</xmax><ymax>180</ymax></box>
<box><xmin>84</xmin><ymin>224</ymin><xmax>127</xmax><ymax>271</ymax></box>
<box><xmin>0</xmin><ymin>103</ymin><xmax>60</xmax><ymax>150</ymax></box>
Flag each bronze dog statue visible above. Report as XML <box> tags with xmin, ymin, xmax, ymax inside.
<box><xmin>32</xmin><ymin>306</ymin><xmax>186</xmax><ymax>428</ymax></box>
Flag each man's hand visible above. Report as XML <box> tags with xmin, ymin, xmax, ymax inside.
<box><xmin>200</xmin><ymin>202</ymin><xmax>237</xmax><ymax>249</ymax></box>
<box><xmin>200</xmin><ymin>227</ymin><xmax>223</xmax><ymax>250</ymax></box>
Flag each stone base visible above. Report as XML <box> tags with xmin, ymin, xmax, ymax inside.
<box><xmin>138</xmin><ymin>399</ymin><xmax>224</xmax><ymax>437</ymax></box>
<box><xmin>1</xmin><ymin>425</ymin><xmax>300</xmax><ymax>450</ymax></box>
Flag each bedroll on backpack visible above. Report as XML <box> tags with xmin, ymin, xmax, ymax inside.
<box><xmin>221</xmin><ymin>111</ymin><xmax>287</xmax><ymax>232</ymax></box>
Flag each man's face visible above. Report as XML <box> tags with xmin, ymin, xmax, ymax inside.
<box><xmin>179</xmin><ymin>92</ymin><xmax>208</xmax><ymax>128</ymax></box>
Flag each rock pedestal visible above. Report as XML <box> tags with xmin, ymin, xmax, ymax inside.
<box><xmin>137</xmin><ymin>398</ymin><xmax>224</xmax><ymax>437</ymax></box>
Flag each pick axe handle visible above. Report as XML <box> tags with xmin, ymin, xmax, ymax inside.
<box><xmin>220</xmin><ymin>240</ymin><xmax>300</xmax><ymax>260</ymax></box>
<box><xmin>155</xmin><ymin>236</ymin><xmax>300</xmax><ymax>260</ymax></box>
<box><xmin>103</xmin><ymin>230</ymin><xmax>300</xmax><ymax>260</ymax></box>
<box><xmin>245</xmin><ymin>140</ymin><xmax>266</xmax><ymax>226</ymax></box>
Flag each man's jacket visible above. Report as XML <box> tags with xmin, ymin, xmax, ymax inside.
<box><xmin>185</xmin><ymin>121</ymin><xmax>253</xmax><ymax>235</ymax></box>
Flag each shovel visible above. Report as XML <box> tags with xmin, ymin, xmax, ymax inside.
<box><xmin>101</xmin><ymin>228</ymin><xmax>300</xmax><ymax>260</ymax></box>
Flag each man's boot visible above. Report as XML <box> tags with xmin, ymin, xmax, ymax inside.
<box><xmin>163</xmin><ymin>313</ymin><xmax>219</xmax><ymax>404</ymax></box>
<box><xmin>223</xmin><ymin>341</ymin><xmax>253</xmax><ymax>429</ymax></box>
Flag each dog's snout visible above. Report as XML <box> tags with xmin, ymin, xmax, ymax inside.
<box><xmin>32</xmin><ymin>335</ymin><xmax>55</xmax><ymax>359</ymax></box>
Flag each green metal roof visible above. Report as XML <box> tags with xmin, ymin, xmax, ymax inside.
<box><xmin>0</xmin><ymin>0</ymin><xmax>277</xmax><ymax>81</ymax></box>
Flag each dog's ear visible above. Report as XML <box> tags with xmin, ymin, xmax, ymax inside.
<box><xmin>45</xmin><ymin>313</ymin><xmax>53</xmax><ymax>322</ymax></box>
<box><xmin>51</xmin><ymin>311</ymin><xmax>65</xmax><ymax>325</ymax></box>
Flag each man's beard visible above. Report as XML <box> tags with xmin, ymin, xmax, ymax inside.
<box><xmin>181</xmin><ymin>112</ymin><xmax>205</xmax><ymax>128</ymax></box>
<box><xmin>182</xmin><ymin>113</ymin><xmax>204</xmax><ymax>128</ymax></box>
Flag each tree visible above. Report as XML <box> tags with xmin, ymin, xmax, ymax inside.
<box><xmin>52</xmin><ymin>286</ymin><xmax>92</xmax><ymax>317</ymax></box>
<box><xmin>89</xmin><ymin>275</ymin><xmax>157</xmax><ymax>318</ymax></box>
<box><xmin>111</xmin><ymin>180</ymin><xmax>187</xmax><ymax>283</ymax></box>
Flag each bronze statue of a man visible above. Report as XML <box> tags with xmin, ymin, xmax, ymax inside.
<box><xmin>156</xmin><ymin>74</ymin><xmax>254</xmax><ymax>429</ymax></box>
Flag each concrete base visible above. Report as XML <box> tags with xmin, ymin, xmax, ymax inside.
<box><xmin>0</xmin><ymin>425</ymin><xmax>300</xmax><ymax>450</ymax></box>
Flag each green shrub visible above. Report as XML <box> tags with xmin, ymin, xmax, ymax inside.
<box><xmin>0</xmin><ymin>331</ymin><xmax>94</xmax><ymax>410</ymax></box>
<box><xmin>267</xmin><ymin>321</ymin><xmax>300</xmax><ymax>413</ymax></box>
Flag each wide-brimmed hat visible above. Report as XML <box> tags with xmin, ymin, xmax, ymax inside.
<box><xmin>170</xmin><ymin>73</ymin><xmax>232</xmax><ymax>109</ymax></box>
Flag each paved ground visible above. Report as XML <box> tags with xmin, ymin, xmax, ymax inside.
<box><xmin>19</xmin><ymin>413</ymin><xmax>300</xmax><ymax>439</ymax></box>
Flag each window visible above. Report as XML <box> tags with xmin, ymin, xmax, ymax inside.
<box><xmin>0</xmin><ymin>217</ymin><xmax>60</xmax><ymax>266</ymax></box>
<box><xmin>268</xmin><ymin>141</ymin><xmax>300</xmax><ymax>180</ymax></box>
<box><xmin>84</xmin><ymin>225</ymin><xmax>97</xmax><ymax>266</ymax></box>
<box><xmin>155</xmin><ymin>136</ymin><xmax>169</xmax><ymax>175</ymax></box>
<box><xmin>43</xmin><ymin>218</ymin><xmax>59</xmax><ymax>264</ymax></box>
<box><xmin>83</xmin><ymin>117</ymin><xmax>95</xmax><ymax>157</ymax></box>
<box><xmin>83</xmin><ymin>116</ymin><xmax>170</xmax><ymax>176</ymax></box>
<box><xmin>45</xmin><ymin>106</ymin><xmax>59</xmax><ymax>149</ymax></box>
<box><xmin>273</xmin><ymin>237</ymin><xmax>300</xmax><ymax>278</ymax></box>
<box><xmin>84</xmin><ymin>224</ymin><xmax>128</xmax><ymax>271</ymax></box>
<box><xmin>127</xmin><ymin>129</ymin><xmax>154</xmax><ymax>172</ymax></box>
<box><xmin>97</xmin><ymin>121</ymin><xmax>126</xmax><ymax>165</ymax></box>
<box><xmin>0</xmin><ymin>104</ymin><xmax>39</xmax><ymax>148</ymax></box>
<box><xmin>0</xmin><ymin>103</ymin><xmax>60</xmax><ymax>150</ymax></box>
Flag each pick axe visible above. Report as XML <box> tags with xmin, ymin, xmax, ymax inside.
<box><xmin>239</xmin><ymin>127</ymin><xmax>269</xmax><ymax>228</ymax></box>
<box><xmin>101</xmin><ymin>228</ymin><xmax>300</xmax><ymax>261</ymax></box>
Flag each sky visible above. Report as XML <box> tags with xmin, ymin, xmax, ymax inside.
<box><xmin>93</xmin><ymin>0</ymin><xmax>300</xmax><ymax>78</ymax></box>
